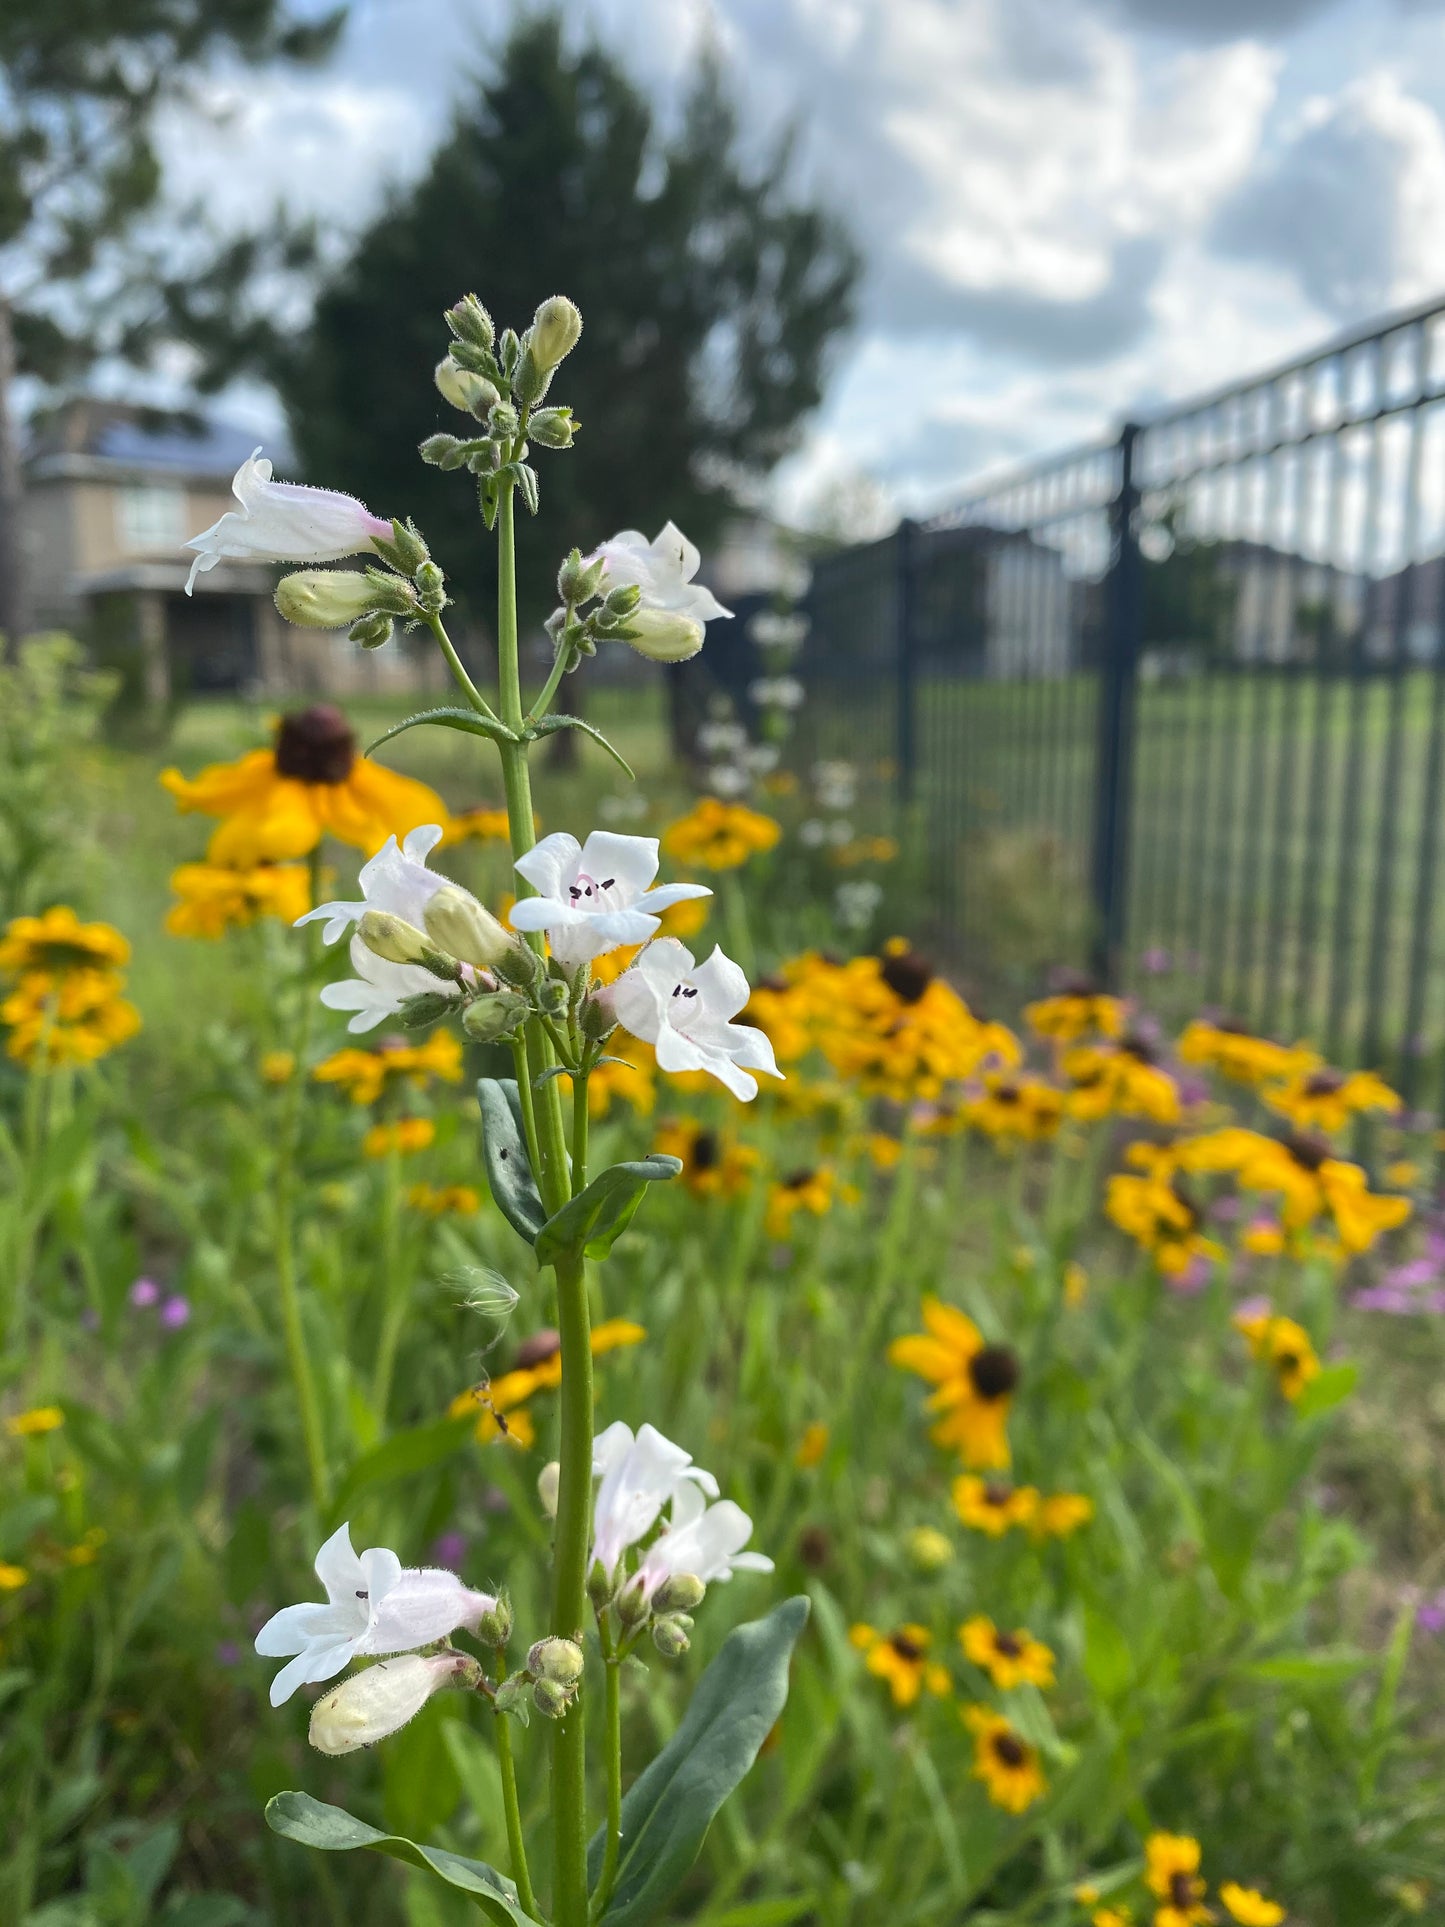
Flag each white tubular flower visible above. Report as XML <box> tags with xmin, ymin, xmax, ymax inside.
<box><xmin>509</xmin><ymin>831</ymin><xmax>711</xmax><ymax>970</ymax></box>
<box><xmin>309</xmin><ymin>1653</ymin><xmax>470</xmax><ymax>1755</ymax></box>
<box><xmin>254</xmin><ymin>1522</ymin><xmax>498</xmax><ymax>1707</ymax></box>
<box><xmin>185</xmin><ymin>449</ymin><xmax>392</xmax><ymax>595</ymax></box>
<box><xmin>607</xmin><ymin>937</ymin><xmax>781</xmax><ymax>1101</ymax></box>
<box><xmin>632</xmin><ymin>1482</ymin><xmax>773</xmax><ymax>1605</ymax></box>
<box><xmin>748</xmin><ymin>676</ymin><xmax>805</xmax><ymax>711</ymax></box>
<box><xmin>297</xmin><ymin>825</ymin><xmax>489</xmax><ymax>1031</ymax></box>
<box><xmin>589</xmin><ymin>523</ymin><xmax>732</xmax><ymax>661</ymax></box>
<box><xmin>590</xmin><ymin>1422</ymin><xmax>719</xmax><ymax>1581</ymax></box>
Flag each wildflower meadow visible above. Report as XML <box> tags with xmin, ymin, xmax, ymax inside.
<box><xmin>5</xmin><ymin>289</ymin><xmax>1445</xmax><ymax>1927</ymax></box>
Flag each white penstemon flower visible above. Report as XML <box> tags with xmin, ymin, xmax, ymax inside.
<box><xmin>297</xmin><ymin>825</ymin><xmax>502</xmax><ymax>1031</ymax></box>
<box><xmin>309</xmin><ymin>1652</ymin><xmax>475</xmax><ymax>1755</ymax></box>
<box><xmin>508</xmin><ymin>830</ymin><xmax>711</xmax><ymax>969</ymax></box>
<box><xmin>590</xmin><ymin>1421</ymin><xmax>719</xmax><ymax>1582</ymax></box>
<box><xmin>606</xmin><ymin>937</ymin><xmax>782</xmax><ymax>1102</ymax></box>
<box><xmin>748</xmin><ymin>675</ymin><xmax>805</xmax><ymax>711</ymax></box>
<box><xmin>589</xmin><ymin>522</ymin><xmax>733</xmax><ymax>662</ymax></box>
<box><xmin>630</xmin><ymin>1480</ymin><xmax>774</xmax><ymax>1605</ymax></box>
<box><xmin>254</xmin><ymin>1522</ymin><xmax>498</xmax><ymax>1706</ymax></box>
<box><xmin>185</xmin><ymin>448</ymin><xmax>392</xmax><ymax>594</ymax></box>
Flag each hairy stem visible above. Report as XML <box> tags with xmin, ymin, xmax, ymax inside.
<box><xmin>592</xmin><ymin>1633</ymin><xmax>623</xmax><ymax>1922</ymax></box>
<box><xmin>494</xmin><ymin>1661</ymin><xmax>538</xmax><ymax>1921</ymax></box>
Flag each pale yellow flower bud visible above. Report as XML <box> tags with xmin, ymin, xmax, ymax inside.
<box><xmin>309</xmin><ymin>1655</ymin><xmax>462</xmax><ymax>1755</ymax></box>
<box><xmin>424</xmin><ymin>886</ymin><xmax>515</xmax><ymax>970</ymax></box>
<box><xmin>528</xmin><ymin>295</ymin><xmax>583</xmax><ymax>373</ymax></box>
<box><xmin>359</xmin><ymin>910</ymin><xmax>435</xmax><ymax>967</ymax></box>
<box><xmin>623</xmin><ymin>607</ymin><xmax>705</xmax><ymax>663</ymax></box>
<box><xmin>275</xmin><ymin>571</ymin><xmax>383</xmax><ymax>630</ymax></box>
<box><xmin>435</xmin><ymin>359</ymin><xmax>500</xmax><ymax>416</ymax></box>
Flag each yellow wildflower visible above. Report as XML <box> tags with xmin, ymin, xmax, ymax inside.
<box><xmin>2</xmin><ymin>971</ymin><xmax>142</xmax><ymax>1068</ymax></box>
<box><xmin>1024</xmin><ymin>987</ymin><xmax>1126</xmax><ymax>1043</ymax></box>
<box><xmin>5</xmin><ymin>1406</ymin><xmax>64</xmax><ymax>1437</ymax></box>
<box><xmin>662</xmin><ymin>798</ymin><xmax>781</xmax><ymax>870</ymax></box>
<box><xmin>406</xmin><ymin>1182</ymin><xmax>481</xmax><ymax>1216</ymax></box>
<box><xmin>362</xmin><ymin>1117</ymin><xmax>436</xmax><ymax>1158</ymax></box>
<box><xmin>765</xmin><ymin>1165</ymin><xmax>854</xmax><ymax>1240</ymax></box>
<box><xmin>653</xmin><ymin>1118</ymin><xmax>758</xmax><ymax>1199</ymax></box>
<box><xmin>448</xmin><ymin>1320</ymin><xmax>646</xmax><ymax>1446</ymax></box>
<box><xmin>1219</xmin><ymin>1884</ymin><xmax>1285</xmax><ymax>1926</ymax></box>
<box><xmin>1146</xmin><ymin>1833</ymin><xmax>1211</xmax><ymax>1927</ymax></box>
<box><xmin>165</xmin><ymin>861</ymin><xmax>312</xmax><ymax>938</ymax></box>
<box><xmin>952</xmin><ymin>1476</ymin><xmax>1039</xmax><ymax>1536</ymax></box>
<box><xmin>439</xmin><ymin>804</ymin><xmax>513</xmax><ymax>844</ymax></box>
<box><xmin>1262</xmin><ymin>1062</ymin><xmax>1400</xmax><ymax>1135</ymax></box>
<box><xmin>1106</xmin><ymin>1171</ymin><xmax>1222</xmax><ymax>1277</ymax></box>
<box><xmin>315</xmin><ymin>1031</ymin><xmax>463</xmax><ymax>1105</ymax></box>
<box><xmin>0</xmin><ymin>905</ymin><xmax>130</xmax><ymax>974</ymax></box>
<box><xmin>959</xmin><ymin>1615</ymin><xmax>1055</xmax><ymax>1690</ymax></box>
<box><xmin>0</xmin><ymin>1563</ymin><xmax>28</xmax><ymax>1590</ymax></box>
<box><xmin>964</xmin><ymin>1705</ymin><xmax>1047</xmax><ymax>1812</ymax></box>
<box><xmin>1234</xmin><ymin>1311</ymin><xmax>1321</xmax><ymax>1402</ymax></box>
<box><xmin>890</xmin><ymin>1297</ymin><xmax>1019</xmax><ymax>1468</ymax></box>
<box><xmin>1033</xmin><ymin>1492</ymin><xmax>1095</xmax><ymax>1539</ymax></box>
<box><xmin>1178</xmin><ymin>1020</ymin><xmax>1309</xmax><ymax>1088</ymax></box>
<box><xmin>260</xmin><ymin>1050</ymin><xmax>296</xmax><ymax>1085</ymax></box>
<box><xmin>849</xmin><ymin>1623</ymin><xmax>952</xmax><ymax>1707</ymax></box>
<box><xmin>795</xmin><ymin>1422</ymin><xmax>829</xmax><ymax>1468</ymax></box>
<box><xmin>1063</xmin><ymin>1261</ymin><xmax>1089</xmax><ymax>1306</ymax></box>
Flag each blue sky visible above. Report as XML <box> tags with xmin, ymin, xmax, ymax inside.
<box><xmin>153</xmin><ymin>0</ymin><xmax>1445</xmax><ymax>530</ymax></box>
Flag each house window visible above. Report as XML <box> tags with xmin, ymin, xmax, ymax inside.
<box><xmin>117</xmin><ymin>485</ymin><xmax>187</xmax><ymax>555</ymax></box>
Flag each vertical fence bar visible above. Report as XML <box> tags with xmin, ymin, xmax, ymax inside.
<box><xmin>1090</xmin><ymin>423</ymin><xmax>1143</xmax><ymax>984</ymax></box>
<box><xmin>895</xmin><ymin>517</ymin><xmax>917</xmax><ymax>808</ymax></box>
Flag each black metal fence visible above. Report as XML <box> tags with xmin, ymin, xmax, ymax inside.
<box><xmin>801</xmin><ymin>292</ymin><xmax>1445</xmax><ymax>1097</ymax></box>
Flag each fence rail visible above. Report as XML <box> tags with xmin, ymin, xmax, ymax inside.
<box><xmin>800</xmin><ymin>290</ymin><xmax>1445</xmax><ymax>1100</ymax></box>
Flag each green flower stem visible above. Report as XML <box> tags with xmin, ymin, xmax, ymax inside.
<box><xmin>493</xmin><ymin>1660</ymin><xmax>539</xmax><ymax>1922</ymax></box>
<box><xmin>572</xmin><ymin>1072</ymin><xmax>591</xmax><ymax>1195</ymax></box>
<box><xmin>274</xmin><ymin>862</ymin><xmax>329</xmax><ymax>1512</ymax></box>
<box><xmin>592</xmin><ymin>1624</ymin><xmax>623</xmax><ymax>1922</ymax></box>
<box><xmin>492</xmin><ymin>477</ymin><xmax>593</xmax><ymax>1927</ymax></box>
<box><xmin>525</xmin><ymin>638</ymin><xmax>573</xmax><ymax>729</ymax></box>
<box><xmin>370</xmin><ymin>1140</ymin><xmax>407</xmax><ymax>1423</ymax></box>
<box><xmin>424</xmin><ymin>611</ymin><xmax>504</xmax><ymax>727</ymax></box>
<box><xmin>510</xmin><ymin>1036</ymin><xmax>545</xmax><ymax>1183</ymax></box>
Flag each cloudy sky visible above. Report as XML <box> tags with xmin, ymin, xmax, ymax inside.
<box><xmin>158</xmin><ymin>0</ymin><xmax>1445</xmax><ymax>527</ymax></box>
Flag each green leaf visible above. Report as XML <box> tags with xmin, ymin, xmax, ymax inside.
<box><xmin>327</xmin><ymin>1414</ymin><xmax>476</xmax><ymax>1527</ymax></box>
<box><xmin>265</xmin><ymin>1792</ymin><xmax>534</xmax><ymax>1923</ymax></box>
<box><xmin>1293</xmin><ymin>1361</ymin><xmax>1357</xmax><ymax>1419</ymax></box>
<box><xmin>523</xmin><ymin>714</ymin><xmax>636</xmax><ymax>779</ymax></box>
<box><xmin>477</xmin><ymin>1079</ymin><xmax>546</xmax><ymax>1245</ymax></box>
<box><xmin>367</xmin><ymin>708</ymin><xmax>518</xmax><ymax>757</ymax></box>
<box><xmin>588</xmin><ymin>1596</ymin><xmax>809</xmax><ymax>1927</ymax></box>
<box><xmin>1243</xmin><ymin>1648</ymin><xmax>1373</xmax><ymax>1684</ymax></box>
<box><xmin>535</xmin><ymin>1155</ymin><xmax>682</xmax><ymax>1266</ymax></box>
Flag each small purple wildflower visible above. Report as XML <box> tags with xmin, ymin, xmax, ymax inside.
<box><xmin>215</xmin><ymin>1640</ymin><xmax>243</xmax><ymax>1666</ymax></box>
<box><xmin>1168</xmin><ymin>1254</ymin><xmax>1212</xmax><ymax>1296</ymax></box>
<box><xmin>129</xmin><ymin>1277</ymin><xmax>160</xmax><ymax>1308</ymax></box>
<box><xmin>431</xmin><ymin>1531</ymin><xmax>467</xmax><ymax>1571</ymax></box>
<box><xmin>1141</xmin><ymin>946</ymin><xmax>1171</xmax><ymax>975</ymax></box>
<box><xmin>160</xmin><ymin>1295</ymin><xmax>191</xmax><ymax>1330</ymax></box>
<box><xmin>1417</xmin><ymin>1591</ymin><xmax>1445</xmax><ymax>1635</ymax></box>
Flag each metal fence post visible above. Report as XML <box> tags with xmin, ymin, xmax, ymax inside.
<box><xmin>895</xmin><ymin>517</ymin><xmax>918</xmax><ymax>802</ymax></box>
<box><xmin>1090</xmin><ymin>422</ymin><xmax>1143</xmax><ymax>986</ymax></box>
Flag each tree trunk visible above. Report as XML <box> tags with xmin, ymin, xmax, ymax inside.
<box><xmin>0</xmin><ymin>294</ymin><xmax>25</xmax><ymax>658</ymax></box>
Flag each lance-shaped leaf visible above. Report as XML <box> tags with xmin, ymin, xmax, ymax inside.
<box><xmin>523</xmin><ymin>714</ymin><xmax>635</xmax><ymax>779</ymax></box>
<box><xmin>366</xmin><ymin>708</ymin><xmax>518</xmax><ymax>757</ymax></box>
<box><xmin>588</xmin><ymin>1597</ymin><xmax>810</xmax><ymax>1926</ymax></box>
<box><xmin>535</xmin><ymin>1155</ymin><xmax>682</xmax><ymax>1266</ymax></box>
<box><xmin>266</xmin><ymin>1792</ymin><xmax>535</xmax><ymax>1923</ymax></box>
<box><xmin>477</xmin><ymin>1079</ymin><xmax>546</xmax><ymax>1244</ymax></box>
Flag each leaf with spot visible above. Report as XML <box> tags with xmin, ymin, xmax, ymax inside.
<box><xmin>534</xmin><ymin>1156</ymin><xmax>682</xmax><ymax>1266</ymax></box>
<box><xmin>477</xmin><ymin>1079</ymin><xmax>545</xmax><ymax>1244</ymax></box>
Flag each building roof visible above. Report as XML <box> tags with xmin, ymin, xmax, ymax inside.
<box><xmin>26</xmin><ymin>399</ymin><xmax>291</xmax><ymax>483</ymax></box>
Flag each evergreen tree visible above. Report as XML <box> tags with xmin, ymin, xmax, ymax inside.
<box><xmin>0</xmin><ymin>0</ymin><xmax>344</xmax><ymax>650</ymax></box>
<box><xmin>217</xmin><ymin>15</ymin><xmax>859</xmax><ymax>633</ymax></box>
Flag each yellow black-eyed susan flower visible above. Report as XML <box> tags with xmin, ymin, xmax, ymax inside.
<box><xmin>1233</xmin><ymin>1310</ymin><xmax>1320</xmax><ymax>1402</ymax></box>
<box><xmin>1178</xmin><ymin>1019</ymin><xmax>1310</xmax><ymax>1088</ymax></box>
<box><xmin>654</xmin><ymin>1117</ymin><xmax>758</xmax><ymax>1199</ymax></box>
<box><xmin>662</xmin><ymin>798</ymin><xmax>781</xmax><ymax>870</ymax></box>
<box><xmin>165</xmin><ymin>861</ymin><xmax>312</xmax><ymax>938</ymax></box>
<box><xmin>1105</xmin><ymin>1171</ymin><xmax>1223</xmax><ymax>1277</ymax></box>
<box><xmin>1219</xmin><ymin>1883</ymin><xmax>1285</xmax><ymax>1925</ymax></box>
<box><xmin>362</xmin><ymin>1117</ymin><xmax>437</xmax><ymax>1159</ymax></box>
<box><xmin>965</xmin><ymin>1071</ymin><xmax>1065</xmax><ymax>1144</ymax></box>
<box><xmin>1263</xmin><ymin>1062</ymin><xmax>1400</xmax><ymax>1135</ymax></box>
<box><xmin>1032</xmin><ymin>1491</ymin><xmax>1095</xmax><ymax>1540</ymax></box>
<box><xmin>315</xmin><ymin>1032</ymin><xmax>464</xmax><ymax>1105</ymax></box>
<box><xmin>447</xmin><ymin>1321</ymin><xmax>645</xmax><ymax>1447</ymax></box>
<box><xmin>890</xmin><ymin>1297</ymin><xmax>1020</xmax><ymax>1468</ymax></box>
<box><xmin>766</xmin><ymin>1166</ymin><xmax>853</xmax><ymax>1240</ymax></box>
<box><xmin>959</xmin><ymin>1616</ymin><xmax>1055</xmax><ymax>1690</ymax></box>
<box><xmin>1146</xmin><ymin>1833</ymin><xmax>1212</xmax><ymax>1927</ymax></box>
<box><xmin>1063</xmin><ymin>1035</ymin><xmax>1180</xmax><ymax>1124</ymax></box>
<box><xmin>952</xmin><ymin>1475</ymin><xmax>1039</xmax><ymax>1536</ymax></box>
<box><xmin>849</xmin><ymin>1623</ymin><xmax>952</xmax><ymax>1707</ymax></box>
<box><xmin>1024</xmin><ymin>981</ymin><xmax>1126</xmax><ymax>1044</ymax></box>
<box><xmin>964</xmin><ymin>1705</ymin><xmax>1047</xmax><ymax>1812</ymax></box>
<box><xmin>161</xmin><ymin>705</ymin><xmax>447</xmax><ymax>865</ymax></box>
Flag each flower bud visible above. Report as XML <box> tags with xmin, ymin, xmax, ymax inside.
<box><xmin>527</xmin><ymin>1637</ymin><xmax>585</xmax><ymax>1688</ymax></box>
<box><xmin>309</xmin><ymin>1654</ymin><xmax>471</xmax><ymax>1755</ymax></box>
<box><xmin>445</xmin><ymin>294</ymin><xmax>495</xmax><ymax>351</ymax></box>
<box><xmin>529</xmin><ymin>296</ymin><xmax>583</xmax><ymax>373</ymax></box>
<box><xmin>489</xmin><ymin>400</ymin><xmax>520</xmax><ymax>439</ymax></box>
<box><xmin>652</xmin><ymin>1614</ymin><xmax>692</xmax><ymax>1659</ymax></box>
<box><xmin>558</xmin><ymin>548</ymin><xmax>607</xmax><ymax>606</ymax></box>
<box><xmin>424</xmin><ymin>886</ymin><xmax>515</xmax><ymax>970</ymax></box>
<box><xmin>350</xmin><ymin>614</ymin><xmax>394</xmax><ymax>650</ymax></box>
<box><xmin>494</xmin><ymin>941</ymin><xmax>543</xmax><ymax>990</ymax></box>
<box><xmin>538</xmin><ymin>1461</ymin><xmax>561</xmax><ymax>1519</ymax></box>
<box><xmin>652</xmin><ymin>1572</ymin><xmax>706</xmax><ymax>1614</ymax></box>
<box><xmin>622</xmin><ymin>608</ymin><xmax>705</xmax><ymax>664</ymax></box>
<box><xmin>277</xmin><ymin>571</ymin><xmax>388</xmax><ymax>630</ymax></box>
<box><xmin>579</xmin><ymin>993</ymin><xmax>617</xmax><ymax>1044</ymax></box>
<box><xmin>461</xmin><ymin>990</ymin><xmax>531</xmax><ymax>1042</ymax></box>
<box><xmin>419</xmin><ymin>433</ymin><xmax>471</xmax><ymax>471</ymax></box>
<box><xmin>616</xmin><ymin>1578</ymin><xmax>650</xmax><ymax>1629</ymax></box>
<box><xmin>396</xmin><ymin>990</ymin><xmax>464</xmax><ymax>1030</ymax></box>
<box><xmin>537</xmin><ymin>977</ymin><xmax>570</xmax><ymax>1018</ymax></box>
<box><xmin>603</xmin><ymin>583</ymin><xmax>642</xmax><ymax>618</ymax></box>
<box><xmin>532</xmin><ymin>1676</ymin><xmax>571</xmax><ymax>1720</ymax></box>
<box><xmin>435</xmin><ymin>359</ymin><xmax>500</xmax><ymax>416</ymax></box>
<box><xmin>529</xmin><ymin>407</ymin><xmax>576</xmax><ymax>450</ymax></box>
<box><xmin>359</xmin><ymin>910</ymin><xmax>435</xmax><ymax>966</ymax></box>
<box><xmin>476</xmin><ymin>1592</ymin><xmax>513</xmax><ymax>1647</ymax></box>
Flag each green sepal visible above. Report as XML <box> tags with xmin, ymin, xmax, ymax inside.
<box><xmin>265</xmin><ymin>1792</ymin><xmax>535</xmax><ymax>1923</ymax></box>
<box><xmin>534</xmin><ymin>1155</ymin><xmax>682</xmax><ymax>1266</ymax></box>
<box><xmin>477</xmin><ymin>1078</ymin><xmax>546</xmax><ymax>1245</ymax></box>
<box><xmin>522</xmin><ymin>714</ymin><xmax>635</xmax><ymax>779</ymax></box>
<box><xmin>366</xmin><ymin>708</ymin><xmax>519</xmax><ymax>756</ymax></box>
<box><xmin>587</xmin><ymin>1598</ymin><xmax>810</xmax><ymax>1925</ymax></box>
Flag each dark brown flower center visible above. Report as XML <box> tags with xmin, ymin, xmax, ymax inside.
<box><xmin>1283</xmin><ymin>1131</ymin><xmax>1330</xmax><ymax>1172</ymax></box>
<box><xmin>690</xmin><ymin>1128</ymin><xmax>720</xmax><ymax>1172</ymax></box>
<box><xmin>514</xmin><ymin>1328</ymin><xmax>562</xmax><ymax>1369</ymax></box>
<box><xmin>993</xmin><ymin>1631</ymin><xmax>1023</xmax><ymax>1657</ymax></box>
<box><xmin>274</xmin><ymin>705</ymin><xmax>357</xmax><ymax>785</ymax></box>
<box><xmin>983</xmin><ymin>1481</ymin><xmax>1013</xmax><ymax>1506</ymax></box>
<box><xmin>991</xmin><ymin>1731</ymin><xmax>1027</xmax><ymax>1767</ymax></box>
<box><xmin>993</xmin><ymin>1082</ymin><xmax>1021</xmax><ymax>1104</ymax></box>
<box><xmin>1169</xmin><ymin>1871</ymin><xmax>1200</xmax><ymax>1907</ymax></box>
<box><xmin>880</xmin><ymin>948</ymin><xmax>933</xmax><ymax>1003</ymax></box>
<box><xmin>889</xmin><ymin>1631</ymin><xmax>923</xmax><ymax>1662</ymax></box>
<box><xmin>1276</xmin><ymin>1350</ymin><xmax>1300</xmax><ymax>1373</ymax></box>
<box><xmin>968</xmin><ymin>1346</ymin><xmax>1020</xmax><ymax>1400</ymax></box>
<box><xmin>1120</xmin><ymin>1031</ymin><xmax>1158</xmax><ymax>1064</ymax></box>
<box><xmin>782</xmin><ymin>1167</ymin><xmax>816</xmax><ymax>1191</ymax></box>
<box><xmin>1303</xmin><ymin>1069</ymin><xmax>1345</xmax><ymax>1096</ymax></box>
<box><xmin>797</xmin><ymin>1525</ymin><xmax>831</xmax><ymax>1569</ymax></box>
<box><xmin>1053</xmin><ymin>969</ymin><xmax>1098</xmax><ymax>998</ymax></box>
